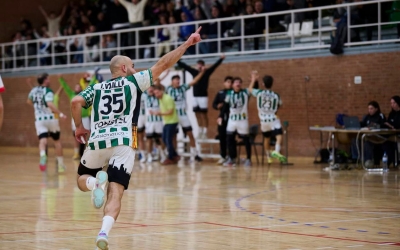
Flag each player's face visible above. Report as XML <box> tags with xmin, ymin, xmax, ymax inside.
<box><xmin>367</xmin><ymin>105</ymin><xmax>377</xmax><ymax>116</ymax></box>
<box><xmin>232</xmin><ymin>80</ymin><xmax>241</xmax><ymax>91</ymax></box>
<box><xmin>390</xmin><ymin>99</ymin><xmax>399</xmax><ymax>111</ymax></box>
<box><xmin>153</xmin><ymin>89</ymin><xmax>163</xmax><ymax>99</ymax></box>
<box><xmin>197</xmin><ymin>63</ymin><xmax>203</xmax><ymax>70</ymax></box>
<box><xmin>224</xmin><ymin>79</ymin><xmax>232</xmax><ymax>89</ymax></box>
<box><xmin>171</xmin><ymin>77</ymin><xmax>180</xmax><ymax>87</ymax></box>
<box><xmin>124</xmin><ymin>58</ymin><xmax>136</xmax><ymax>76</ymax></box>
<box><xmin>43</xmin><ymin>77</ymin><xmax>50</xmax><ymax>87</ymax></box>
<box><xmin>147</xmin><ymin>87</ymin><xmax>154</xmax><ymax>95</ymax></box>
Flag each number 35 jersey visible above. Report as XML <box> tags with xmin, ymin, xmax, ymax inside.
<box><xmin>79</xmin><ymin>69</ymin><xmax>153</xmax><ymax>150</ymax></box>
<box><xmin>251</xmin><ymin>89</ymin><xmax>282</xmax><ymax>122</ymax></box>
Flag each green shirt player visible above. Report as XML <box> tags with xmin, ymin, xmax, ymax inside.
<box><xmin>218</xmin><ymin>77</ymin><xmax>252</xmax><ymax>167</ymax></box>
<box><xmin>70</xmin><ymin>26</ymin><xmax>203</xmax><ymax>250</ymax></box>
<box><xmin>27</xmin><ymin>73</ymin><xmax>67</xmax><ymax>172</ymax></box>
<box><xmin>248</xmin><ymin>71</ymin><xmax>286</xmax><ymax>163</ymax></box>
<box><xmin>165</xmin><ymin>68</ymin><xmax>204</xmax><ymax>162</ymax></box>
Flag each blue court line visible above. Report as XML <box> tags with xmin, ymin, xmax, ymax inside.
<box><xmin>235</xmin><ymin>188</ymin><xmax>391</xmax><ymax>236</ymax></box>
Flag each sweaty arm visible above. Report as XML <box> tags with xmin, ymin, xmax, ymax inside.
<box><xmin>71</xmin><ymin>95</ymin><xmax>86</xmax><ymax>128</ymax></box>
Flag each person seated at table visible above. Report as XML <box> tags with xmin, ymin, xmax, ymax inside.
<box><xmin>352</xmin><ymin>101</ymin><xmax>386</xmax><ymax>166</ymax></box>
<box><xmin>382</xmin><ymin>96</ymin><xmax>400</xmax><ymax>168</ymax></box>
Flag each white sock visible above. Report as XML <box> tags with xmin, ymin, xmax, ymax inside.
<box><xmin>99</xmin><ymin>215</ymin><xmax>115</xmax><ymax>235</ymax></box>
<box><xmin>74</xmin><ymin>148</ymin><xmax>79</xmax><ymax>154</ymax></box>
<box><xmin>197</xmin><ymin>127</ymin><xmax>203</xmax><ymax>137</ymax></box>
<box><xmin>158</xmin><ymin>146</ymin><xmax>166</xmax><ymax>158</ymax></box>
<box><xmin>275</xmin><ymin>144</ymin><xmax>281</xmax><ymax>153</ymax></box>
<box><xmin>203</xmin><ymin>127</ymin><xmax>207</xmax><ymax>135</ymax></box>
<box><xmin>190</xmin><ymin>147</ymin><xmax>198</xmax><ymax>156</ymax></box>
<box><xmin>57</xmin><ymin>157</ymin><xmax>64</xmax><ymax>165</ymax></box>
<box><xmin>40</xmin><ymin>150</ymin><xmax>46</xmax><ymax>157</ymax></box>
<box><xmin>140</xmin><ymin>150</ymin><xmax>146</xmax><ymax>158</ymax></box>
<box><xmin>86</xmin><ymin>176</ymin><xmax>96</xmax><ymax>191</ymax></box>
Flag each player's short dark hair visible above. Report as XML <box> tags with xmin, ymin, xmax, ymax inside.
<box><xmin>224</xmin><ymin>76</ymin><xmax>233</xmax><ymax>82</ymax></box>
<box><xmin>232</xmin><ymin>77</ymin><xmax>242</xmax><ymax>83</ymax></box>
<box><xmin>197</xmin><ymin>60</ymin><xmax>205</xmax><ymax>66</ymax></box>
<box><xmin>153</xmin><ymin>85</ymin><xmax>165</xmax><ymax>91</ymax></box>
<box><xmin>263</xmin><ymin>75</ymin><xmax>273</xmax><ymax>89</ymax></box>
<box><xmin>171</xmin><ymin>75</ymin><xmax>180</xmax><ymax>81</ymax></box>
<box><xmin>37</xmin><ymin>73</ymin><xmax>49</xmax><ymax>85</ymax></box>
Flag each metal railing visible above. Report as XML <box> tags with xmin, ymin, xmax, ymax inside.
<box><xmin>1</xmin><ymin>0</ymin><xmax>399</xmax><ymax>73</ymax></box>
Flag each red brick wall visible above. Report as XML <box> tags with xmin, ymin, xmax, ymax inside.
<box><xmin>1</xmin><ymin>51</ymin><xmax>399</xmax><ymax>156</ymax></box>
<box><xmin>0</xmin><ymin>0</ymin><xmax>69</xmax><ymax>43</ymax></box>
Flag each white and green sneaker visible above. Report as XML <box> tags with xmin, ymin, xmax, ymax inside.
<box><xmin>271</xmin><ymin>151</ymin><xmax>287</xmax><ymax>163</ymax></box>
<box><xmin>91</xmin><ymin>171</ymin><xmax>108</xmax><ymax>209</ymax></box>
<box><xmin>39</xmin><ymin>155</ymin><xmax>47</xmax><ymax>172</ymax></box>
<box><xmin>96</xmin><ymin>231</ymin><xmax>109</xmax><ymax>250</ymax></box>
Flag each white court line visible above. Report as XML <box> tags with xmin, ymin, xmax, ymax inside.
<box><xmin>316</xmin><ymin>247</ymin><xmax>334</xmax><ymax>249</ymax></box>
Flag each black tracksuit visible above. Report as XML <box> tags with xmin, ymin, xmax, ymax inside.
<box><xmin>213</xmin><ymin>89</ymin><xmax>230</xmax><ymax>159</ymax></box>
<box><xmin>177</xmin><ymin>58</ymin><xmax>224</xmax><ymax>97</ymax></box>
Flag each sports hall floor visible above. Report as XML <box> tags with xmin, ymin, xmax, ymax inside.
<box><xmin>0</xmin><ymin>147</ymin><xmax>399</xmax><ymax>250</ymax></box>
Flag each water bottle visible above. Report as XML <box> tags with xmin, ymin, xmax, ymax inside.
<box><xmin>382</xmin><ymin>152</ymin><xmax>388</xmax><ymax>172</ymax></box>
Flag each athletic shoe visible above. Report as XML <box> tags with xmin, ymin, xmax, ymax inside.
<box><xmin>92</xmin><ymin>171</ymin><xmax>108</xmax><ymax>209</ymax></box>
<box><xmin>147</xmin><ymin>154</ymin><xmax>153</xmax><ymax>163</ymax></box>
<box><xmin>173</xmin><ymin>155</ymin><xmax>181</xmax><ymax>163</ymax></box>
<box><xmin>58</xmin><ymin>163</ymin><xmax>66</xmax><ymax>173</ymax></box>
<box><xmin>216</xmin><ymin>157</ymin><xmax>226</xmax><ymax>165</ymax></box>
<box><xmin>162</xmin><ymin>159</ymin><xmax>175</xmax><ymax>165</ymax></box>
<box><xmin>224</xmin><ymin>158</ymin><xmax>236</xmax><ymax>167</ymax></box>
<box><xmin>140</xmin><ymin>154</ymin><xmax>146</xmax><ymax>163</ymax></box>
<box><xmin>195</xmin><ymin>155</ymin><xmax>203</xmax><ymax>162</ymax></box>
<box><xmin>39</xmin><ymin>155</ymin><xmax>47</xmax><ymax>172</ymax></box>
<box><xmin>96</xmin><ymin>231</ymin><xmax>109</xmax><ymax>250</ymax></box>
<box><xmin>160</xmin><ymin>155</ymin><xmax>167</xmax><ymax>163</ymax></box>
<box><xmin>152</xmin><ymin>154</ymin><xmax>159</xmax><ymax>161</ymax></box>
<box><xmin>244</xmin><ymin>159</ymin><xmax>252</xmax><ymax>167</ymax></box>
<box><xmin>271</xmin><ymin>151</ymin><xmax>287</xmax><ymax>163</ymax></box>
<box><xmin>267</xmin><ymin>157</ymin><xmax>273</xmax><ymax>164</ymax></box>
<box><xmin>72</xmin><ymin>152</ymin><xmax>80</xmax><ymax>160</ymax></box>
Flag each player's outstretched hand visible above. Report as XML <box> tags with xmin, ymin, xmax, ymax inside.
<box><xmin>220</xmin><ymin>54</ymin><xmax>225</xmax><ymax>60</ymax></box>
<box><xmin>75</xmin><ymin>126</ymin><xmax>90</xmax><ymax>144</ymax></box>
<box><xmin>186</xmin><ymin>26</ymin><xmax>202</xmax><ymax>47</ymax></box>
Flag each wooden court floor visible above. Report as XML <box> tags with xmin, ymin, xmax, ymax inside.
<box><xmin>0</xmin><ymin>147</ymin><xmax>399</xmax><ymax>250</ymax></box>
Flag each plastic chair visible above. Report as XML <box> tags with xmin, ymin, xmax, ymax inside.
<box><xmin>237</xmin><ymin>124</ymin><xmax>266</xmax><ymax>165</ymax></box>
<box><xmin>300</xmin><ymin>21</ymin><xmax>314</xmax><ymax>36</ymax></box>
<box><xmin>287</xmin><ymin>22</ymin><xmax>301</xmax><ymax>37</ymax></box>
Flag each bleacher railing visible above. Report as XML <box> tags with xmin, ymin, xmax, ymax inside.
<box><xmin>0</xmin><ymin>0</ymin><xmax>399</xmax><ymax>73</ymax></box>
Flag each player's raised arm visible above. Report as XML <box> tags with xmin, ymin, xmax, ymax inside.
<box><xmin>151</xmin><ymin>26</ymin><xmax>202</xmax><ymax>80</ymax></box>
<box><xmin>248</xmin><ymin>70</ymin><xmax>258</xmax><ymax>94</ymax></box>
<box><xmin>189</xmin><ymin>66</ymin><xmax>205</xmax><ymax>86</ymax></box>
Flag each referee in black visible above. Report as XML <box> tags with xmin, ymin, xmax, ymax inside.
<box><xmin>212</xmin><ymin>76</ymin><xmax>233</xmax><ymax>165</ymax></box>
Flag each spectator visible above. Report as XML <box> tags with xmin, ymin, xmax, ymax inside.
<box><xmin>73</xmin><ymin>29</ymin><xmax>85</xmax><ymax>63</ymax></box>
<box><xmin>168</xmin><ymin>16</ymin><xmax>180</xmax><ymax>49</ymax></box>
<box><xmin>190</xmin><ymin>0</ymin><xmax>212</xmax><ymax>19</ymax></box>
<box><xmin>96</xmin><ymin>12</ymin><xmax>111</xmax><ymax>32</ymax></box>
<box><xmin>253</xmin><ymin>1</ymin><xmax>266</xmax><ymax>50</ymax></box>
<box><xmin>156</xmin><ymin>15</ymin><xmax>171</xmax><ymax>57</ymax></box>
<box><xmin>104</xmin><ymin>0</ymin><xmax>129</xmax><ymax>27</ymax></box>
<box><xmin>179</xmin><ymin>6</ymin><xmax>195</xmax><ymax>41</ymax></box>
<box><xmin>20</xmin><ymin>18</ymin><xmax>33</xmax><ymax>38</ymax></box>
<box><xmin>383</xmin><ymin>96</ymin><xmax>400</xmax><ymax>168</ymax></box>
<box><xmin>102</xmin><ymin>35</ymin><xmax>117</xmax><ymax>61</ymax></box>
<box><xmin>12</xmin><ymin>32</ymin><xmax>25</xmax><ymax>67</ymax></box>
<box><xmin>85</xmin><ymin>25</ymin><xmax>100</xmax><ymax>62</ymax></box>
<box><xmin>166</xmin><ymin>1</ymin><xmax>182</xmax><ymax>22</ymax></box>
<box><xmin>200</xmin><ymin>5</ymin><xmax>227</xmax><ymax>54</ymax></box>
<box><xmin>117</xmin><ymin>0</ymin><xmax>149</xmax><ymax>58</ymax></box>
<box><xmin>39</xmin><ymin>5</ymin><xmax>67</xmax><ymax>37</ymax></box>
<box><xmin>223</xmin><ymin>0</ymin><xmax>237</xmax><ymax>17</ymax></box>
<box><xmin>236</xmin><ymin>0</ymin><xmax>247</xmax><ymax>15</ymax></box>
<box><xmin>284</xmin><ymin>0</ymin><xmax>305</xmax><ymax>25</ymax></box>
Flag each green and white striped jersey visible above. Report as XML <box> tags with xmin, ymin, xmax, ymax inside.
<box><xmin>139</xmin><ymin>92</ymin><xmax>146</xmax><ymax>115</ymax></box>
<box><xmin>79</xmin><ymin>69</ymin><xmax>153</xmax><ymax>150</ymax></box>
<box><xmin>28</xmin><ymin>86</ymin><xmax>55</xmax><ymax>121</ymax></box>
<box><xmin>165</xmin><ymin>84</ymin><xmax>190</xmax><ymax>116</ymax></box>
<box><xmin>225</xmin><ymin>89</ymin><xmax>250</xmax><ymax>121</ymax></box>
<box><xmin>251</xmin><ymin>89</ymin><xmax>282</xmax><ymax>122</ymax></box>
<box><xmin>143</xmin><ymin>92</ymin><xmax>162</xmax><ymax>122</ymax></box>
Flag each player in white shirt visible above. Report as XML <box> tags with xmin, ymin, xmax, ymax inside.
<box><xmin>249</xmin><ymin>71</ymin><xmax>287</xmax><ymax>163</ymax></box>
<box><xmin>143</xmin><ymin>85</ymin><xmax>166</xmax><ymax>163</ymax></box>
<box><xmin>165</xmin><ymin>68</ymin><xmax>205</xmax><ymax>162</ymax></box>
<box><xmin>137</xmin><ymin>92</ymin><xmax>147</xmax><ymax>161</ymax></box>
<box><xmin>27</xmin><ymin>73</ymin><xmax>67</xmax><ymax>172</ymax></box>
<box><xmin>218</xmin><ymin>77</ymin><xmax>251</xmax><ymax>167</ymax></box>
<box><xmin>70</xmin><ymin>27</ymin><xmax>202</xmax><ymax>250</ymax></box>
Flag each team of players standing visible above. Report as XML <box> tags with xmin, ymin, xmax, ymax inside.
<box><xmin>27</xmin><ymin>56</ymin><xmax>287</xmax><ymax>172</ymax></box>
